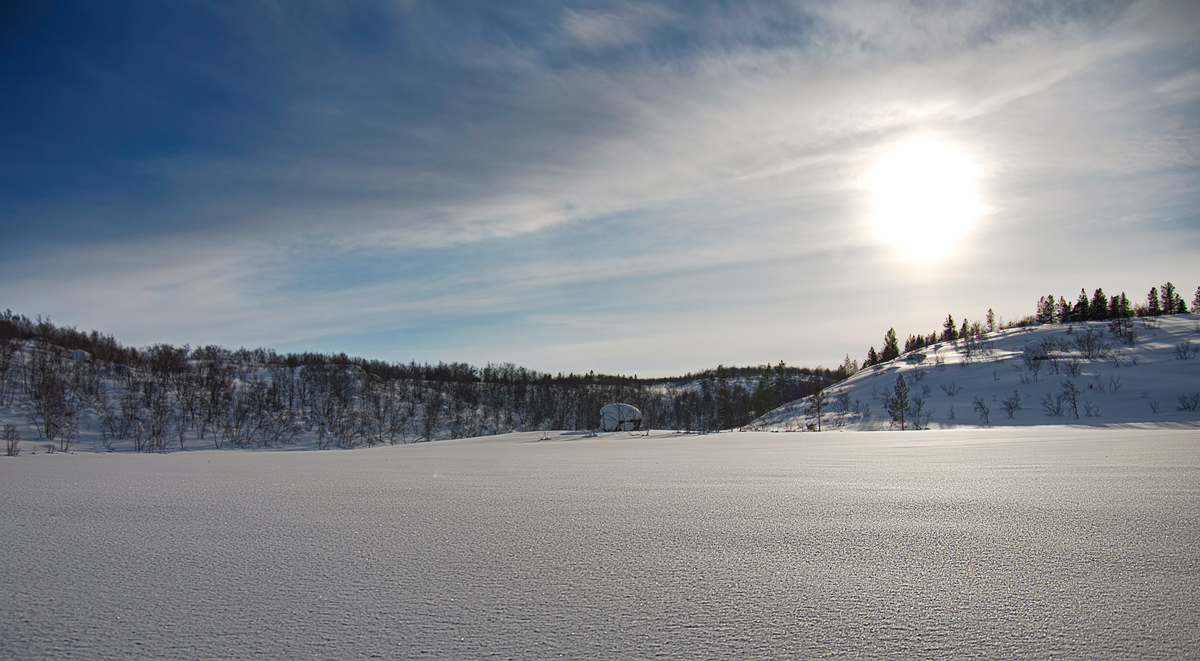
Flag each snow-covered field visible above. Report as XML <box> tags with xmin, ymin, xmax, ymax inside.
<box><xmin>4</xmin><ymin>428</ymin><xmax>1198</xmax><ymax>658</ymax></box>
<box><xmin>755</xmin><ymin>313</ymin><xmax>1200</xmax><ymax>431</ymax></box>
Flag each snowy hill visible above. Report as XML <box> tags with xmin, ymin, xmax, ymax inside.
<box><xmin>3</xmin><ymin>313</ymin><xmax>1196</xmax><ymax>454</ymax></box>
<box><xmin>751</xmin><ymin>313</ymin><xmax>1200</xmax><ymax>431</ymax></box>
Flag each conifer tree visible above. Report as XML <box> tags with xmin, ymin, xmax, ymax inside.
<box><xmin>1072</xmin><ymin>289</ymin><xmax>1089</xmax><ymax>322</ymax></box>
<box><xmin>1148</xmin><ymin>287</ymin><xmax>1162</xmax><ymax>316</ymax></box>
<box><xmin>1117</xmin><ymin>292</ymin><xmax>1132</xmax><ymax>318</ymax></box>
<box><xmin>839</xmin><ymin>355</ymin><xmax>859</xmax><ymax>378</ymax></box>
<box><xmin>771</xmin><ymin>361</ymin><xmax>790</xmax><ymax>404</ymax></box>
<box><xmin>942</xmin><ymin>315</ymin><xmax>958</xmax><ymax>342</ymax></box>
<box><xmin>754</xmin><ymin>368</ymin><xmax>777</xmax><ymax>416</ymax></box>
<box><xmin>715</xmin><ymin>365</ymin><xmax>733</xmax><ymax>430</ymax></box>
<box><xmin>1057</xmin><ymin>297</ymin><xmax>1070</xmax><ymax>323</ymax></box>
<box><xmin>865</xmin><ymin>347</ymin><xmax>879</xmax><ymax>368</ymax></box>
<box><xmin>986</xmin><ymin>309</ymin><xmax>996</xmax><ymax>332</ymax></box>
<box><xmin>1089</xmin><ymin>288</ymin><xmax>1107</xmax><ymax>321</ymax></box>
<box><xmin>1171</xmin><ymin>290</ymin><xmax>1187</xmax><ymax>313</ymax></box>
<box><xmin>1193</xmin><ymin>287</ymin><xmax>1200</xmax><ymax>313</ymax></box>
<box><xmin>887</xmin><ymin>375</ymin><xmax>910</xmax><ymax>430</ymax></box>
<box><xmin>904</xmin><ymin>334</ymin><xmax>924</xmax><ymax>353</ymax></box>
<box><xmin>1108</xmin><ymin>292</ymin><xmax>1136</xmax><ymax>343</ymax></box>
<box><xmin>1040</xmin><ymin>295</ymin><xmax>1055</xmax><ymax>323</ymax></box>
<box><xmin>880</xmin><ymin>329</ymin><xmax>900</xmax><ymax>362</ymax></box>
<box><xmin>1161</xmin><ymin>282</ymin><xmax>1177</xmax><ymax>314</ymax></box>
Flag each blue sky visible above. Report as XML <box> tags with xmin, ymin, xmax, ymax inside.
<box><xmin>2</xmin><ymin>1</ymin><xmax>1198</xmax><ymax>376</ymax></box>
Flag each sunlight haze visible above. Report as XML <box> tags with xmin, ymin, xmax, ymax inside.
<box><xmin>865</xmin><ymin>134</ymin><xmax>984</xmax><ymax>260</ymax></box>
<box><xmin>1</xmin><ymin>1</ymin><xmax>1197</xmax><ymax>375</ymax></box>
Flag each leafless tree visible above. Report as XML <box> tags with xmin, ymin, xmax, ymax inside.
<box><xmin>1060</xmin><ymin>380</ymin><xmax>1081</xmax><ymax>419</ymax></box>
<box><xmin>1073</xmin><ymin>328</ymin><xmax>1110</xmax><ymax>360</ymax></box>
<box><xmin>25</xmin><ymin>346</ymin><xmax>81</xmax><ymax>451</ymax></box>
<box><xmin>972</xmin><ymin>396</ymin><xmax>991</xmax><ymax>425</ymax></box>
<box><xmin>1001</xmin><ymin>391</ymin><xmax>1022</xmax><ymax>418</ymax></box>
<box><xmin>1175</xmin><ymin>340</ymin><xmax>1197</xmax><ymax>360</ymax></box>
<box><xmin>1041</xmin><ymin>392</ymin><xmax>1063</xmax><ymax>417</ymax></box>
<box><xmin>804</xmin><ymin>387</ymin><xmax>829</xmax><ymax>431</ymax></box>
<box><xmin>420</xmin><ymin>383</ymin><xmax>445</xmax><ymax>441</ymax></box>
<box><xmin>3</xmin><ymin>423</ymin><xmax>18</xmax><ymax>456</ymax></box>
<box><xmin>832</xmin><ymin>389</ymin><xmax>852</xmax><ymax>414</ymax></box>
<box><xmin>0</xmin><ymin>338</ymin><xmax>17</xmax><ymax>406</ymax></box>
<box><xmin>909</xmin><ymin>386</ymin><xmax>933</xmax><ymax>429</ymax></box>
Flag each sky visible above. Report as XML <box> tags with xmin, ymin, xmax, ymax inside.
<box><xmin>1</xmin><ymin>0</ymin><xmax>1198</xmax><ymax>377</ymax></box>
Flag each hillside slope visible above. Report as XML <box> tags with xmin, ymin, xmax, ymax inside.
<box><xmin>752</xmin><ymin>314</ymin><xmax>1200</xmax><ymax>431</ymax></box>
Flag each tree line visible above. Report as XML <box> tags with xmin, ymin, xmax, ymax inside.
<box><xmin>1031</xmin><ymin>282</ymin><xmax>1194</xmax><ymax>325</ymax></box>
<box><xmin>862</xmin><ymin>309</ymin><xmax>999</xmax><ymax>371</ymax></box>
<box><xmin>859</xmin><ymin>281</ymin><xmax>1197</xmax><ymax>373</ymax></box>
<box><xmin>0</xmin><ymin>310</ymin><xmax>847</xmax><ymax>452</ymax></box>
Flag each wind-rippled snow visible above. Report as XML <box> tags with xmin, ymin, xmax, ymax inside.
<box><xmin>3</xmin><ymin>428</ymin><xmax>1198</xmax><ymax>658</ymax></box>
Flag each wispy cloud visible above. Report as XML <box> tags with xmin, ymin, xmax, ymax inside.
<box><xmin>1</xmin><ymin>0</ymin><xmax>1196</xmax><ymax>373</ymax></box>
<box><xmin>558</xmin><ymin>4</ymin><xmax>673</xmax><ymax>52</ymax></box>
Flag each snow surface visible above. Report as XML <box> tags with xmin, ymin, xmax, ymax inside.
<box><xmin>3</xmin><ymin>428</ymin><xmax>1199</xmax><ymax>658</ymax></box>
<box><xmin>753</xmin><ymin>313</ymin><xmax>1200</xmax><ymax>431</ymax></box>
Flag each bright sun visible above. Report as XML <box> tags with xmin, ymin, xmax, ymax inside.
<box><xmin>865</xmin><ymin>135</ymin><xmax>983</xmax><ymax>259</ymax></box>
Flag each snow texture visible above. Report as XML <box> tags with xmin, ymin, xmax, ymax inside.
<box><xmin>2</xmin><ymin>428</ymin><xmax>1198</xmax><ymax>658</ymax></box>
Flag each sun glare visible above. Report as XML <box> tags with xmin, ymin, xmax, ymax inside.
<box><xmin>865</xmin><ymin>135</ymin><xmax>983</xmax><ymax>260</ymax></box>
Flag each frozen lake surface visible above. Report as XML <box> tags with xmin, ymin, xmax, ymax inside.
<box><xmin>3</xmin><ymin>428</ymin><xmax>1199</xmax><ymax>658</ymax></box>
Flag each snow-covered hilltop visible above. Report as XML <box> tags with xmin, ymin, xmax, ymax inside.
<box><xmin>752</xmin><ymin>313</ymin><xmax>1200</xmax><ymax>431</ymax></box>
